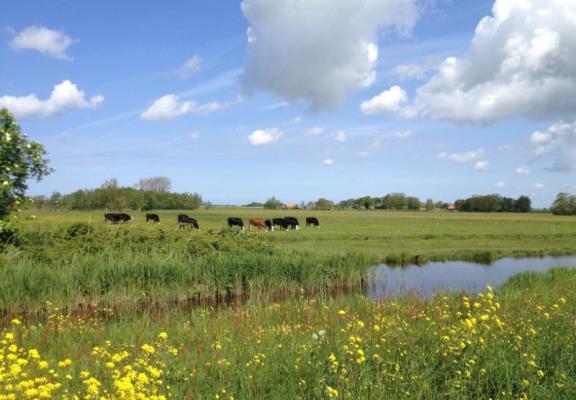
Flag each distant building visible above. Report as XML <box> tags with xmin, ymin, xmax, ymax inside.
<box><xmin>447</xmin><ymin>204</ymin><xmax>455</xmax><ymax>212</ymax></box>
<box><xmin>282</xmin><ymin>202</ymin><xmax>297</xmax><ymax>209</ymax></box>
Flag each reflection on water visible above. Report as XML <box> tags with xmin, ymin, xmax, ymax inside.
<box><xmin>368</xmin><ymin>255</ymin><xmax>576</xmax><ymax>299</ymax></box>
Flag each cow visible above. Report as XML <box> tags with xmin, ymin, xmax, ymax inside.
<box><xmin>146</xmin><ymin>213</ymin><xmax>160</xmax><ymax>223</ymax></box>
<box><xmin>178</xmin><ymin>214</ymin><xmax>199</xmax><ymax>229</ymax></box>
<box><xmin>272</xmin><ymin>217</ymin><xmax>289</xmax><ymax>231</ymax></box>
<box><xmin>284</xmin><ymin>216</ymin><xmax>300</xmax><ymax>230</ymax></box>
<box><xmin>306</xmin><ymin>217</ymin><xmax>320</xmax><ymax>227</ymax></box>
<box><xmin>265</xmin><ymin>219</ymin><xmax>274</xmax><ymax>231</ymax></box>
<box><xmin>104</xmin><ymin>213</ymin><xmax>133</xmax><ymax>224</ymax></box>
<box><xmin>249</xmin><ymin>218</ymin><xmax>271</xmax><ymax>231</ymax></box>
<box><xmin>227</xmin><ymin>217</ymin><xmax>245</xmax><ymax>231</ymax></box>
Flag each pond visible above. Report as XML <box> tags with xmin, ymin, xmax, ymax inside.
<box><xmin>368</xmin><ymin>255</ymin><xmax>576</xmax><ymax>299</ymax></box>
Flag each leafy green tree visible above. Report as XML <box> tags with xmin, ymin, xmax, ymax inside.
<box><xmin>425</xmin><ymin>199</ymin><xmax>435</xmax><ymax>211</ymax></box>
<box><xmin>316</xmin><ymin>198</ymin><xmax>334</xmax><ymax>210</ymax></box>
<box><xmin>515</xmin><ymin>195</ymin><xmax>531</xmax><ymax>213</ymax></box>
<box><xmin>264</xmin><ymin>196</ymin><xmax>283</xmax><ymax>209</ymax></box>
<box><xmin>0</xmin><ymin>109</ymin><xmax>51</xmax><ymax>220</ymax></box>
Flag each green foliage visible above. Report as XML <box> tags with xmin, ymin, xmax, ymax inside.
<box><xmin>455</xmin><ymin>194</ymin><xmax>531</xmax><ymax>212</ymax></box>
<box><xmin>551</xmin><ymin>192</ymin><xmax>576</xmax><ymax>215</ymax></box>
<box><xmin>0</xmin><ymin>109</ymin><xmax>51</xmax><ymax>219</ymax></box>
<box><xmin>315</xmin><ymin>198</ymin><xmax>334</xmax><ymax>210</ymax></box>
<box><xmin>264</xmin><ymin>196</ymin><xmax>283</xmax><ymax>209</ymax></box>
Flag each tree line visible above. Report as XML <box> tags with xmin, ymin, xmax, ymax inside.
<box><xmin>454</xmin><ymin>194</ymin><xmax>531</xmax><ymax>213</ymax></box>
<box><xmin>551</xmin><ymin>193</ymin><xmax>576</xmax><ymax>215</ymax></box>
<box><xmin>32</xmin><ymin>178</ymin><xmax>202</xmax><ymax>211</ymax></box>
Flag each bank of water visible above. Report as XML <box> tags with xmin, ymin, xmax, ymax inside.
<box><xmin>369</xmin><ymin>255</ymin><xmax>576</xmax><ymax>299</ymax></box>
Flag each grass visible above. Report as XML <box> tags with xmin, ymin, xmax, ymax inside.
<box><xmin>2</xmin><ymin>267</ymin><xmax>575</xmax><ymax>399</ymax></box>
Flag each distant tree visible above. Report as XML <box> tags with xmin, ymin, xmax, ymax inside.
<box><xmin>406</xmin><ymin>196</ymin><xmax>421</xmax><ymax>210</ymax></box>
<box><xmin>243</xmin><ymin>201</ymin><xmax>264</xmax><ymax>207</ymax></box>
<box><xmin>0</xmin><ymin>109</ymin><xmax>52</xmax><ymax>220</ymax></box>
<box><xmin>48</xmin><ymin>192</ymin><xmax>63</xmax><ymax>210</ymax></box>
<box><xmin>425</xmin><ymin>199</ymin><xmax>435</xmax><ymax>211</ymax></box>
<box><xmin>316</xmin><ymin>198</ymin><xmax>334</xmax><ymax>210</ymax></box>
<box><xmin>551</xmin><ymin>192</ymin><xmax>576</xmax><ymax>215</ymax></box>
<box><xmin>137</xmin><ymin>176</ymin><xmax>171</xmax><ymax>192</ymax></box>
<box><xmin>264</xmin><ymin>196</ymin><xmax>283</xmax><ymax>209</ymax></box>
<box><xmin>515</xmin><ymin>195</ymin><xmax>531</xmax><ymax>213</ymax></box>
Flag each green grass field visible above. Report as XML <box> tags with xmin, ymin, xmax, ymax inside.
<box><xmin>2</xmin><ymin>209</ymin><xmax>576</xmax><ymax>399</ymax></box>
<box><xmin>21</xmin><ymin>208</ymin><xmax>576</xmax><ymax>261</ymax></box>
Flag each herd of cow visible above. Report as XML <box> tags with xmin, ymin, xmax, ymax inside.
<box><xmin>103</xmin><ymin>213</ymin><xmax>320</xmax><ymax>231</ymax></box>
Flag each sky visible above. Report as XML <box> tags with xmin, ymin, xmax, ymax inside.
<box><xmin>1</xmin><ymin>0</ymin><xmax>575</xmax><ymax>207</ymax></box>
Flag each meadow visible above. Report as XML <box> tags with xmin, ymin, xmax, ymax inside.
<box><xmin>2</xmin><ymin>209</ymin><xmax>576</xmax><ymax>398</ymax></box>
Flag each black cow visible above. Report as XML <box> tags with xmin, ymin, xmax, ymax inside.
<box><xmin>178</xmin><ymin>214</ymin><xmax>199</xmax><ymax>229</ymax></box>
<box><xmin>146</xmin><ymin>213</ymin><xmax>160</xmax><ymax>223</ymax></box>
<box><xmin>227</xmin><ymin>217</ymin><xmax>244</xmax><ymax>231</ymax></box>
<box><xmin>104</xmin><ymin>213</ymin><xmax>133</xmax><ymax>224</ymax></box>
<box><xmin>272</xmin><ymin>217</ymin><xmax>289</xmax><ymax>231</ymax></box>
<box><xmin>306</xmin><ymin>217</ymin><xmax>320</xmax><ymax>227</ymax></box>
<box><xmin>284</xmin><ymin>216</ymin><xmax>300</xmax><ymax>230</ymax></box>
<box><xmin>264</xmin><ymin>219</ymin><xmax>274</xmax><ymax>231</ymax></box>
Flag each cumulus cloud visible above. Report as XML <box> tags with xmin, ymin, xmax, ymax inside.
<box><xmin>178</xmin><ymin>55</ymin><xmax>202</xmax><ymax>78</ymax></box>
<box><xmin>241</xmin><ymin>0</ymin><xmax>418</xmax><ymax>110</ymax></box>
<box><xmin>307</xmin><ymin>126</ymin><xmax>325</xmax><ymax>136</ymax></box>
<box><xmin>323</xmin><ymin>158</ymin><xmax>334</xmax><ymax>166</ymax></box>
<box><xmin>10</xmin><ymin>26</ymin><xmax>76</xmax><ymax>60</ymax></box>
<box><xmin>475</xmin><ymin>161</ymin><xmax>489</xmax><ymax>171</ymax></box>
<box><xmin>369</xmin><ymin>0</ymin><xmax>576</xmax><ymax>123</ymax></box>
<box><xmin>333</xmin><ymin>131</ymin><xmax>347</xmax><ymax>143</ymax></box>
<box><xmin>361</xmin><ymin>86</ymin><xmax>409</xmax><ymax>115</ymax></box>
<box><xmin>392</xmin><ymin>59</ymin><xmax>437</xmax><ymax>80</ymax></box>
<box><xmin>495</xmin><ymin>181</ymin><xmax>506</xmax><ymax>188</ymax></box>
<box><xmin>534</xmin><ymin>182</ymin><xmax>545</xmax><ymax>190</ymax></box>
<box><xmin>0</xmin><ymin>80</ymin><xmax>103</xmax><ymax>118</ymax></box>
<box><xmin>530</xmin><ymin>121</ymin><xmax>576</xmax><ymax>171</ymax></box>
<box><xmin>394</xmin><ymin>130</ymin><xmax>413</xmax><ymax>139</ymax></box>
<box><xmin>141</xmin><ymin>94</ymin><xmax>241</xmax><ymax>120</ymax></box>
<box><xmin>187</xmin><ymin>132</ymin><xmax>200</xmax><ymax>140</ymax></box>
<box><xmin>515</xmin><ymin>165</ymin><xmax>530</xmax><ymax>175</ymax></box>
<box><xmin>358</xmin><ymin>138</ymin><xmax>384</xmax><ymax>156</ymax></box>
<box><xmin>248</xmin><ymin>128</ymin><xmax>284</xmax><ymax>146</ymax></box>
<box><xmin>437</xmin><ymin>148</ymin><xmax>485</xmax><ymax>163</ymax></box>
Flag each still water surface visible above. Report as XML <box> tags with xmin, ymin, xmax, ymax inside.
<box><xmin>368</xmin><ymin>255</ymin><xmax>576</xmax><ymax>299</ymax></box>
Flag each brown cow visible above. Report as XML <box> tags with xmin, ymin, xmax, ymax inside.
<box><xmin>249</xmin><ymin>218</ymin><xmax>272</xmax><ymax>231</ymax></box>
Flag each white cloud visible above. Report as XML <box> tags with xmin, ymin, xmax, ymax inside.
<box><xmin>437</xmin><ymin>148</ymin><xmax>485</xmax><ymax>164</ymax></box>
<box><xmin>358</xmin><ymin>138</ymin><xmax>384</xmax><ymax>156</ymax></box>
<box><xmin>292</xmin><ymin>116</ymin><xmax>302</xmax><ymax>124</ymax></box>
<box><xmin>10</xmin><ymin>26</ymin><xmax>76</xmax><ymax>60</ymax></box>
<box><xmin>241</xmin><ymin>0</ymin><xmax>418</xmax><ymax>110</ymax></box>
<box><xmin>394</xmin><ymin>130</ymin><xmax>413</xmax><ymax>139</ymax></box>
<box><xmin>475</xmin><ymin>161</ymin><xmax>489</xmax><ymax>171</ymax></box>
<box><xmin>141</xmin><ymin>94</ymin><xmax>241</xmax><ymax>120</ymax></box>
<box><xmin>333</xmin><ymin>131</ymin><xmax>347</xmax><ymax>143</ymax></box>
<box><xmin>380</xmin><ymin>0</ymin><xmax>576</xmax><ymax>123</ymax></box>
<box><xmin>495</xmin><ymin>181</ymin><xmax>506</xmax><ymax>188</ymax></box>
<box><xmin>530</xmin><ymin>121</ymin><xmax>576</xmax><ymax>171</ymax></box>
<box><xmin>187</xmin><ymin>132</ymin><xmax>200</xmax><ymax>140</ymax></box>
<box><xmin>0</xmin><ymin>80</ymin><xmax>103</xmax><ymax>118</ymax></box>
<box><xmin>361</xmin><ymin>86</ymin><xmax>409</xmax><ymax>115</ymax></box>
<box><xmin>515</xmin><ymin>165</ymin><xmax>531</xmax><ymax>175</ymax></box>
<box><xmin>534</xmin><ymin>182</ymin><xmax>545</xmax><ymax>190</ymax></box>
<box><xmin>392</xmin><ymin>59</ymin><xmax>437</xmax><ymax>80</ymax></box>
<box><xmin>248</xmin><ymin>128</ymin><xmax>284</xmax><ymax>146</ymax></box>
<box><xmin>178</xmin><ymin>55</ymin><xmax>202</xmax><ymax>78</ymax></box>
<box><xmin>307</xmin><ymin>126</ymin><xmax>325</xmax><ymax>136</ymax></box>
<box><xmin>323</xmin><ymin>158</ymin><xmax>334</xmax><ymax>166</ymax></box>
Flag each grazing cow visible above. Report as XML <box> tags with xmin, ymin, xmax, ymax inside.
<box><xmin>265</xmin><ymin>219</ymin><xmax>274</xmax><ymax>231</ymax></box>
<box><xmin>249</xmin><ymin>218</ymin><xmax>271</xmax><ymax>231</ymax></box>
<box><xmin>284</xmin><ymin>216</ymin><xmax>300</xmax><ymax>230</ymax></box>
<box><xmin>146</xmin><ymin>213</ymin><xmax>160</xmax><ymax>223</ymax></box>
<box><xmin>104</xmin><ymin>213</ymin><xmax>133</xmax><ymax>224</ymax></box>
<box><xmin>178</xmin><ymin>214</ymin><xmax>199</xmax><ymax>229</ymax></box>
<box><xmin>306</xmin><ymin>217</ymin><xmax>320</xmax><ymax>227</ymax></box>
<box><xmin>272</xmin><ymin>217</ymin><xmax>289</xmax><ymax>231</ymax></box>
<box><xmin>227</xmin><ymin>217</ymin><xmax>244</xmax><ymax>231</ymax></box>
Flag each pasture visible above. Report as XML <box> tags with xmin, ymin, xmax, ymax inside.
<box><xmin>2</xmin><ymin>209</ymin><xmax>576</xmax><ymax>398</ymax></box>
<box><xmin>19</xmin><ymin>208</ymin><xmax>576</xmax><ymax>261</ymax></box>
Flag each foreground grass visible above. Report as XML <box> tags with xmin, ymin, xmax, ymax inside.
<box><xmin>2</xmin><ymin>268</ymin><xmax>575</xmax><ymax>399</ymax></box>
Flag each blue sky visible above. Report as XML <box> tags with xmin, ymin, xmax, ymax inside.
<box><xmin>1</xmin><ymin>0</ymin><xmax>574</xmax><ymax>207</ymax></box>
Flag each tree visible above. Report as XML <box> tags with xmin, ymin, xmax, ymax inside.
<box><xmin>515</xmin><ymin>195</ymin><xmax>531</xmax><ymax>213</ymax></box>
<box><xmin>316</xmin><ymin>198</ymin><xmax>334</xmax><ymax>210</ymax></box>
<box><xmin>551</xmin><ymin>192</ymin><xmax>576</xmax><ymax>215</ymax></box>
<box><xmin>264</xmin><ymin>196</ymin><xmax>283</xmax><ymax>209</ymax></box>
<box><xmin>0</xmin><ymin>109</ymin><xmax>51</xmax><ymax>220</ymax></box>
<box><xmin>137</xmin><ymin>176</ymin><xmax>171</xmax><ymax>192</ymax></box>
<box><xmin>425</xmin><ymin>199</ymin><xmax>435</xmax><ymax>211</ymax></box>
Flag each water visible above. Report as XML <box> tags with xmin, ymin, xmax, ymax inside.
<box><xmin>368</xmin><ymin>255</ymin><xmax>576</xmax><ymax>299</ymax></box>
